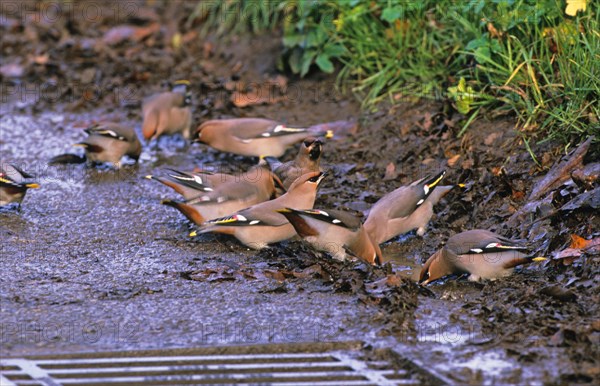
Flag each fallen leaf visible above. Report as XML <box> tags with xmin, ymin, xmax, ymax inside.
<box><xmin>202</xmin><ymin>41</ymin><xmax>214</xmax><ymax>57</ymax></box>
<box><xmin>421</xmin><ymin>112</ymin><xmax>433</xmax><ymax>131</ymax></box>
<box><xmin>103</xmin><ymin>23</ymin><xmax>160</xmax><ymax>45</ymax></box>
<box><xmin>461</xmin><ymin>159</ymin><xmax>474</xmax><ymax>169</ymax></box>
<box><xmin>559</xmin><ymin>187</ymin><xmax>600</xmax><ymax>212</ymax></box>
<box><xmin>554</xmin><ymin>237</ymin><xmax>600</xmax><ymax>264</ymax></box>
<box><xmin>33</xmin><ymin>53</ymin><xmax>49</xmax><ymax>65</ymax></box>
<box><xmin>264</xmin><ymin>269</ymin><xmax>286</xmax><ymax>282</ymax></box>
<box><xmin>511</xmin><ymin>189</ymin><xmax>525</xmax><ymax>200</ymax></box>
<box><xmin>447</xmin><ymin>154</ymin><xmax>461</xmax><ymax>167</ymax></box>
<box><xmin>383</xmin><ymin>162</ymin><xmax>398</xmax><ymax>181</ymax></box>
<box><xmin>484</xmin><ymin>132</ymin><xmax>502</xmax><ymax>146</ymax></box>
<box><xmin>571</xmin><ymin>162</ymin><xmax>600</xmax><ymax>189</ymax></box>
<box><xmin>487</xmin><ymin>23</ymin><xmax>503</xmax><ymax>38</ymax></box>
<box><xmin>269</xmin><ymin>74</ymin><xmax>288</xmax><ymax>90</ymax></box>
<box><xmin>539</xmin><ymin>285</ymin><xmax>577</xmax><ymax>302</ymax></box>
<box><xmin>570</xmin><ymin>234</ymin><xmax>588</xmax><ymax>249</ymax></box>
<box><xmin>231</xmin><ymin>61</ymin><xmax>243</xmax><ymax>73</ymax></box>
<box><xmin>528</xmin><ymin>136</ymin><xmax>592</xmax><ymax>201</ymax></box>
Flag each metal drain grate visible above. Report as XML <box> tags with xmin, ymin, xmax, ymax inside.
<box><xmin>1</xmin><ymin>342</ymin><xmax>445</xmax><ymax>386</ymax></box>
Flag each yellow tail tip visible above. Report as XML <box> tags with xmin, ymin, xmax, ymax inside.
<box><xmin>325</xmin><ymin>130</ymin><xmax>334</xmax><ymax>139</ymax></box>
<box><xmin>458</xmin><ymin>183</ymin><xmax>466</xmax><ymax>188</ymax></box>
<box><xmin>145</xmin><ymin>175</ymin><xmax>153</xmax><ymax>180</ymax></box>
<box><xmin>26</xmin><ymin>183</ymin><xmax>40</xmax><ymax>189</ymax></box>
<box><xmin>174</xmin><ymin>79</ymin><xmax>191</xmax><ymax>86</ymax></box>
<box><xmin>189</xmin><ymin>231</ymin><xmax>197</xmax><ymax>237</ymax></box>
<box><xmin>532</xmin><ymin>256</ymin><xmax>548</xmax><ymax>262</ymax></box>
<box><xmin>72</xmin><ymin>143</ymin><xmax>87</xmax><ymax>148</ymax></box>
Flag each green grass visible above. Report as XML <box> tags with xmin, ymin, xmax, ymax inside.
<box><xmin>191</xmin><ymin>0</ymin><xmax>599</xmax><ymax>150</ymax></box>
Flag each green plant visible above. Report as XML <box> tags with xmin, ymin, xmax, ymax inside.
<box><xmin>191</xmin><ymin>0</ymin><xmax>599</xmax><ymax>149</ymax></box>
<box><xmin>452</xmin><ymin>0</ymin><xmax>599</xmax><ymax>145</ymax></box>
<box><xmin>188</xmin><ymin>0</ymin><xmax>282</xmax><ymax>34</ymax></box>
<box><xmin>279</xmin><ymin>1</ymin><xmax>345</xmax><ymax>76</ymax></box>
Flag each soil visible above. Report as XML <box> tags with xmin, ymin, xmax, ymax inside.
<box><xmin>1</xmin><ymin>1</ymin><xmax>598</xmax><ymax>385</ymax></box>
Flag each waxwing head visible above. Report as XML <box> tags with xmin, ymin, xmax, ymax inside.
<box><xmin>193</xmin><ymin>121</ymin><xmax>216</xmax><ymax>144</ymax></box>
<box><xmin>302</xmin><ymin>137</ymin><xmax>323</xmax><ymax>161</ymax></box>
<box><xmin>287</xmin><ymin>171</ymin><xmax>327</xmax><ymax>193</ymax></box>
<box><xmin>172</xmin><ymin>80</ymin><xmax>191</xmax><ymax>105</ymax></box>
<box><xmin>419</xmin><ymin>248</ymin><xmax>457</xmax><ymax>285</ymax></box>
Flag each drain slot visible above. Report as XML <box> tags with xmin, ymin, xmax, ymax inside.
<box><xmin>2</xmin><ymin>343</ymin><xmax>441</xmax><ymax>386</ymax></box>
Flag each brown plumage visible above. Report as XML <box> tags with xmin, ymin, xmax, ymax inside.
<box><xmin>364</xmin><ymin>171</ymin><xmax>449</xmax><ymax>244</ymax></box>
<box><xmin>0</xmin><ymin>164</ymin><xmax>40</xmax><ymax>208</ymax></box>
<box><xmin>419</xmin><ymin>229</ymin><xmax>545</xmax><ymax>284</ymax></box>
<box><xmin>194</xmin><ymin>171</ymin><xmax>327</xmax><ymax>249</ymax></box>
<box><xmin>278</xmin><ymin>208</ymin><xmax>382</xmax><ymax>265</ymax></box>
<box><xmin>267</xmin><ymin>137</ymin><xmax>323</xmax><ymax>191</ymax></box>
<box><xmin>142</xmin><ymin>81</ymin><xmax>192</xmax><ymax>140</ymax></box>
<box><xmin>161</xmin><ymin>164</ymin><xmax>277</xmax><ymax>225</ymax></box>
<box><xmin>70</xmin><ymin>122</ymin><xmax>142</xmax><ymax>167</ymax></box>
<box><xmin>193</xmin><ymin>118</ymin><xmax>331</xmax><ymax>157</ymax></box>
<box><xmin>146</xmin><ymin>169</ymin><xmax>236</xmax><ymax>201</ymax></box>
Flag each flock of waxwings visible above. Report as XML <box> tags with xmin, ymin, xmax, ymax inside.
<box><xmin>1</xmin><ymin>80</ymin><xmax>546</xmax><ymax>285</ymax></box>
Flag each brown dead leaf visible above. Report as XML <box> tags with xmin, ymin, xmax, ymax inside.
<box><xmin>447</xmin><ymin>154</ymin><xmax>461</xmax><ymax>167</ymax></box>
<box><xmin>269</xmin><ymin>74</ymin><xmax>288</xmax><ymax>90</ymax></box>
<box><xmin>294</xmin><ymin>264</ymin><xmax>331</xmax><ymax>281</ymax></box>
<box><xmin>461</xmin><ymin>159</ymin><xmax>474</xmax><ymax>170</ymax></box>
<box><xmin>383</xmin><ymin>162</ymin><xmax>398</xmax><ymax>181</ymax></box>
<box><xmin>570</xmin><ymin>234</ymin><xmax>588</xmax><ymax>249</ymax></box>
<box><xmin>103</xmin><ymin>26</ymin><xmax>136</xmax><ymax>45</ymax></box>
<box><xmin>555</xmin><ymin>236</ymin><xmax>600</xmax><ymax>264</ymax></box>
<box><xmin>186</xmin><ymin>266</ymin><xmax>256</xmax><ymax>282</ymax></box>
<box><xmin>224</xmin><ymin>80</ymin><xmax>241</xmax><ymax>91</ymax></box>
<box><xmin>487</xmin><ymin>23</ymin><xmax>503</xmax><ymax>38</ymax></box>
<box><xmin>484</xmin><ymin>131</ymin><xmax>502</xmax><ymax>146</ymax></box>
<box><xmin>264</xmin><ymin>269</ymin><xmax>286</xmax><ymax>282</ymax></box>
<box><xmin>571</xmin><ymin>162</ymin><xmax>600</xmax><ymax>189</ymax></box>
<box><xmin>539</xmin><ymin>285</ymin><xmax>576</xmax><ymax>302</ymax></box>
<box><xmin>421</xmin><ymin>112</ymin><xmax>433</xmax><ymax>131</ymax></box>
<box><xmin>202</xmin><ymin>41</ymin><xmax>213</xmax><ymax>57</ymax></box>
<box><xmin>365</xmin><ymin>274</ymin><xmax>404</xmax><ymax>294</ymax></box>
<box><xmin>33</xmin><ymin>53</ymin><xmax>49</xmax><ymax>65</ymax></box>
<box><xmin>421</xmin><ymin>158</ymin><xmax>436</xmax><ymax>167</ymax></box>
<box><xmin>384</xmin><ymin>274</ymin><xmax>403</xmax><ymax>287</ymax></box>
<box><xmin>231</xmin><ymin>61</ymin><xmax>243</xmax><ymax>74</ymax></box>
<box><xmin>511</xmin><ymin>189</ymin><xmax>525</xmax><ymax>200</ymax></box>
<box><xmin>491</xmin><ymin>166</ymin><xmax>504</xmax><ymax>176</ymax></box>
<box><xmin>528</xmin><ymin>136</ymin><xmax>593</xmax><ymax>201</ymax></box>
<box><xmin>134</xmin><ymin>23</ymin><xmax>161</xmax><ymax>42</ymax></box>
<box><xmin>103</xmin><ymin>23</ymin><xmax>160</xmax><ymax>46</ymax></box>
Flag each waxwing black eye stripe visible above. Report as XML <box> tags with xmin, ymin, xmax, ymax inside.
<box><xmin>416</xmin><ymin>170</ymin><xmax>446</xmax><ymax>207</ymax></box>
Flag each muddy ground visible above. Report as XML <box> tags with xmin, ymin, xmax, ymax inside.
<box><xmin>1</xmin><ymin>1</ymin><xmax>599</xmax><ymax>385</ymax></box>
